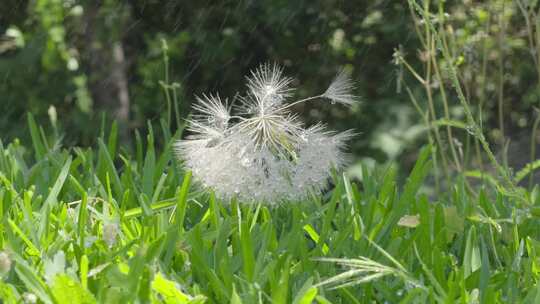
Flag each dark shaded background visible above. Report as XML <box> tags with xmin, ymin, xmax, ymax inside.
<box><xmin>1</xmin><ymin>0</ymin><xmax>538</xmax><ymax>171</ymax></box>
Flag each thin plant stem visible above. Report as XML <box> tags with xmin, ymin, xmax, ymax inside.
<box><xmin>434</xmin><ymin>2</ymin><xmax>463</xmax><ymax>174</ymax></box>
<box><xmin>516</xmin><ymin>0</ymin><xmax>539</xmax><ymax>70</ymax></box>
<box><xmin>406</xmin><ymin>85</ymin><xmax>440</xmax><ymax>194</ymax></box>
<box><xmin>409</xmin><ymin>0</ymin><xmax>517</xmax><ymax>194</ymax></box>
<box><xmin>404</xmin><ymin>0</ymin><xmax>453</xmax><ymax>186</ymax></box>
<box><xmin>529</xmin><ymin>109</ymin><xmax>540</xmax><ymax>190</ymax></box>
<box><xmin>515</xmin><ymin>2</ymin><xmax>540</xmax><ymax>191</ymax></box>
<box><xmin>408</xmin><ymin>2</ymin><xmax>426</xmax><ymax>48</ymax></box>
<box><xmin>422</xmin><ymin>0</ymin><xmax>451</xmax><ymax>183</ymax></box>
<box><xmin>279</xmin><ymin>95</ymin><xmax>323</xmax><ymax>111</ymax></box>
<box><xmin>161</xmin><ymin>39</ymin><xmax>172</xmax><ymax>129</ymax></box>
<box><xmin>399</xmin><ymin>59</ymin><xmax>426</xmax><ymax>84</ymax></box>
<box><xmin>397</xmin><ymin>53</ymin><xmax>450</xmax><ymax>184</ymax></box>
<box><xmin>476</xmin><ymin>5</ymin><xmax>492</xmax><ymax>173</ymax></box>
<box><xmin>535</xmin><ymin>9</ymin><xmax>540</xmax><ymax>83</ymax></box>
<box><xmin>431</xmin><ymin>43</ymin><xmax>462</xmax><ymax>172</ymax></box>
<box><xmin>497</xmin><ymin>0</ymin><xmax>506</xmax><ymax>142</ymax></box>
<box><xmin>172</xmin><ymin>84</ymin><xmax>182</xmax><ymax>130</ymax></box>
<box><xmin>160</xmin><ymin>82</ymin><xmax>173</xmax><ymax>129</ymax></box>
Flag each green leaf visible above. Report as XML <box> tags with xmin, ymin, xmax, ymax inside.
<box><xmin>27</xmin><ymin>113</ymin><xmax>46</xmax><ymax>160</ymax></box>
<box><xmin>463</xmin><ymin>227</ymin><xmax>481</xmax><ymax>278</ymax></box>
<box><xmin>230</xmin><ymin>285</ymin><xmax>243</xmax><ymax>304</ymax></box>
<box><xmin>0</xmin><ymin>281</ymin><xmax>20</xmax><ymax>304</ymax></box>
<box><xmin>303</xmin><ymin>224</ymin><xmax>329</xmax><ymax>255</ymax></box>
<box><xmin>51</xmin><ymin>274</ymin><xmax>96</xmax><ymax>304</ymax></box>
<box><xmin>97</xmin><ymin>139</ymin><xmax>123</xmax><ymax>196</ymax></box>
<box><xmin>292</xmin><ymin>279</ymin><xmax>318</xmax><ymax>304</ymax></box>
<box><xmin>80</xmin><ymin>255</ymin><xmax>89</xmax><ymax>289</ymax></box>
<box><xmin>240</xmin><ymin>219</ymin><xmax>255</xmax><ymax>282</ymax></box>
<box><xmin>11</xmin><ymin>253</ymin><xmax>52</xmax><ymax>304</ymax></box>
<box><xmin>42</xmin><ymin>157</ymin><xmax>72</xmax><ymax>210</ymax></box>
<box><xmin>515</xmin><ymin>159</ymin><xmax>540</xmax><ymax>183</ymax></box>
<box><xmin>271</xmin><ymin>256</ymin><xmax>290</xmax><ymax>304</ymax></box>
<box><xmin>152</xmin><ymin>272</ymin><xmax>205</xmax><ymax>304</ymax></box>
<box><xmin>8</xmin><ymin>219</ymin><xmax>40</xmax><ymax>256</ymax></box>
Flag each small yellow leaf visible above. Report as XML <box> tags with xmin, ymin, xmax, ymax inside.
<box><xmin>397</xmin><ymin>214</ymin><xmax>420</xmax><ymax>228</ymax></box>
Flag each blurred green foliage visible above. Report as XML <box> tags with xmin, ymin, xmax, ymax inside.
<box><xmin>1</xmin><ymin>1</ymin><xmax>539</xmax><ymax>166</ymax></box>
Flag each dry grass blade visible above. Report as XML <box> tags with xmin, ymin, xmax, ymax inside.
<box><xmin>314</xmin><ymin>257</ymin><xmax>399</xmax><ymax>289</ymax></box>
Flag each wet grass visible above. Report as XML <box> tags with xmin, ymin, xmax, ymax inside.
<box><xmin>0</xmin><ymin>115</ymin><xmax>539</xmax><ymax>303</ymax></box>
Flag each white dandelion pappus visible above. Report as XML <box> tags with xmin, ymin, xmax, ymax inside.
<box><xmin>247</xmin><ymin>62</ymin><xmax>294</xmax><ymax>105</ymax></box>
<box><xmin>191</xmin><ymin>94</ymin><xmax>230</xmax><ymax>131</ymax></box>
<box><xmin>322</xmin><ymin>69</ymin><xmax>357</xmax><ymax>106</ymax></box>
<box><xmin>175</xmin><ymin>63</ymin><xmax>358</xmax><ymax>204</ymax></box>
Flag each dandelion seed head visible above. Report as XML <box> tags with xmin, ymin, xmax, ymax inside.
<box><xmin>175</xmin><ymin>63</ymin><xmax>357</xmax><ymax>204</ymax></box>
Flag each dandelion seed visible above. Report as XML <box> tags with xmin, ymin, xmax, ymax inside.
<box><xmin>44</xmin><ymin>251</ymin><xmax>66</xmax><ymax>284</ymax></box>
<box><xmin>23</xmin><ymin>292</ymin><xmax>37</xmax><ymax>304</ymax></box>
<box><xmin>84</xmin><ymin>235</ymin><xmax>98</xmax><ymax>248</ymax></box>
<box><xmin>175</xmin><ymin>63</ymin><xmax>357</xmax><ymax>203</ymax></box>
<box><xmin>0</xmin><ymin>251</ymin><xmax>11</xmax><ymax>275</ymax></box>
<box><xmin>322</xmin><ymin>69</ymin><xmax>357</xmax><ymax>106</ymax></box>
<box><xmin>246</xmin><ymin>62</ymin><xmax>294</xmax><ymax>107</ymax></box>
<box><xmin>103</xmin><ymin>221</ymin><xmax>119</xmax><ymax>248</ymax></box>
<box><xmin>191</xmin><ymin>94</ymin><xmax>230</xmax><ymax>131</ymax></box>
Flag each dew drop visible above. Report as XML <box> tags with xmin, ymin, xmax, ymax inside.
<box><xmin>237</xmin><ymin>147</ymin><xmax>247</xmax><ymax>158</ymax></box>
<box><xmin>465</xmin><ymin>125</ymin><xmax>476</xmax><ymax>136</ymax></box>
<box><xmin>241</xmin><ymin>157</ymin><xmax>251</xmax><ymax>167</ymax></box>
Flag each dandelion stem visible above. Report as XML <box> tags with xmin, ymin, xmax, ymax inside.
<box><xmin>280</xmin><ymin>95</ymin><xmax>324</xmax><ymax>111</ymax></box>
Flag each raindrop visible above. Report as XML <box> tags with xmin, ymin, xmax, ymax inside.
<box><xmin>465</xmin><ymin>125</ymin><xmax>476</xmax><ymax>136</ymax></box>
<box><xmin>237</xmin><ymin>147</ymin><xmax>247</xmax><ymax>158</ymax></box>
<box><xmin>264</xmin><ymin>85</ymin><xmax>275</xmax><ymax>95</ymax></box>
<box><xmin>206</xmin><ymin>137</ymin><xmax>221</xmax><ymax>147</ymax></box>
<box><xmin>241</xmin><ymin>157</ymin><xmax>251</xmax><ymax>167</ymax></box>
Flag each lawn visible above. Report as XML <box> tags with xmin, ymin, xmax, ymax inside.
<box><xmin>0</xmin><ymin>116</ymin><xmax>538</xmax><ymax>303</ymax></box>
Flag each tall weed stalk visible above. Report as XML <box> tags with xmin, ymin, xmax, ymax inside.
<box><xmin>400</xmin><ymin>0</ymin><xmax>520</xmax><ymax>199</ymax></box>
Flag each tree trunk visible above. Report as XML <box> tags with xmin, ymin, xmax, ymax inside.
<box><xmin>82</xmin><ymin>2</ymin><xmax>131</xmax><ymax>140</ymax></box>
<box><xmin>112</xmin><ymin>42</ymin><xmax>130</xmax><ymax>126</ymax></box>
